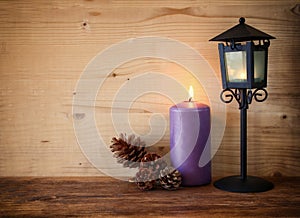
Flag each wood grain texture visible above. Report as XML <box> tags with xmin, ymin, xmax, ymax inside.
<box><xmin>0</xmin><ymin>177</ymin><xmax>299</xmax><ymax>217</ymax></box>
<box><xmin>0</xmin><ymin>0</ymin><xmax>299</xmax><ymax>177</ymax></box>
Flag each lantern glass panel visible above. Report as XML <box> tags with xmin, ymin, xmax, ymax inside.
<box><xmin>254</xmin><ymin>50</ymin><xmax>266</xmax><ymax>83</ymax></box>
<box><xmin>225</xmin><ymin>51</ymin><xmax>247</xmax><ymax>83</ymax></box>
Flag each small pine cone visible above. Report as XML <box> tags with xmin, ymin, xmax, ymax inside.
<box><xmin>135</xmin><ymin>168</ymin><xmax>156</xmax><ymax>191</ymax></box>
<box><xmin>140</xmin><ymin>153</ymin><xmax>167</xmax><ymax>180</ymax></box>
<box><xmin>159</xmin><ymin>166</ymin><xmax>182</xmax><ymax>190</ymax></box>
<box><xmin>110</xmin><ymin>133</ymin><xmax>147</xmax><ymax>168</ymax></box>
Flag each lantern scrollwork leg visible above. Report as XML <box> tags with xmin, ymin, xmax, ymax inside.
<box><xmin>220</xmin><ymin>89</ymin><xmax>247</xmax><ymax>109</ymax></box>
<box><xmin>220</xmin><ymin>88</ymin><xmax>241</xmax><ymax>104</ymax></box>
<box><xmin>251</xmin><ymin>88</ymin><xmax>268</xmax><ymax>103</ymax></box>
<box><xmin>221</xmin><ymin>88</ymin><xmax>268</xmax><ymax>107</ymax></box>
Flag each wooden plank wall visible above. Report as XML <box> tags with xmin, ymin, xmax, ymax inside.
<box><xmin>0</xmin><ymin>0</ymin><xmax>299</xmax><ymax>177</ymax></box>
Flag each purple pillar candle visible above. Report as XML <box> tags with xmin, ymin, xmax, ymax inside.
<box><xmin>170</xmin><ymin>100</ymin><xmax>211</xmax><ymax>186</ymax></box>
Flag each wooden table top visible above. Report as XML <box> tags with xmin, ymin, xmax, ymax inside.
<box><xmin>0</xmin><ymin>177</ymin><xmax>299</xmax><ymax>217</ymax></box>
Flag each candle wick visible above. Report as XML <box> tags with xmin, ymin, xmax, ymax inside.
<box><xmin>188</xmin><ymin>97</ymin><xmax>192</xmax><ymax>102</ymax></box>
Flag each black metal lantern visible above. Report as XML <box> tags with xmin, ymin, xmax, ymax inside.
<box><xmin>210</xmin><ymin>17</ymin><xmax>275</xmax><ymax>193</ymax></box>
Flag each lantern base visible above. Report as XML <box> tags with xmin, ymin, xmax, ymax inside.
<box><xmin>214</xmin><ymin>175</ymin><xmax>274</xmax><ymax>193</ymax></box>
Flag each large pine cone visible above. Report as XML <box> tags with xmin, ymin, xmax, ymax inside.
<box><xmin>110</xmin><ymin>133</ymin><xmax>147</xmax><ymax>168</ymax></box>
<box><xmin>159</xmin><ymin>166</ymin><xmax>182</xmax><ymax>190</ymax></box>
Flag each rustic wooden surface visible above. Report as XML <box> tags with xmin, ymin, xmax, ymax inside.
<box><xmin>0</xmin><ymin>0</ymin><xmax>299</xmax><ymax>177</ymax></box>
<box><xmin>0</xmin><ymin>177</ymin><xmax>299</xmax><ymax>217</ymax></box>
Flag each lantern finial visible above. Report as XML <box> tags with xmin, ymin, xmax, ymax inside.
<box><xmin>239</xmin><ymin>17</ymin><xmax>245</xmax><ymax>24</ymax></box>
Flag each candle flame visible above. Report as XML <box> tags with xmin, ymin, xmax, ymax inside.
<box><xmin>188</xmin><ymin>85</ymin><xmax>194</xmax><ymax>102</ymax></box>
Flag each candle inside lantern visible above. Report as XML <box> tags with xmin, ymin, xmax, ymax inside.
<box><xmin>170</xmin><ymin>86</ymin><xmax>211</xmax><ymax>186</ymax></box>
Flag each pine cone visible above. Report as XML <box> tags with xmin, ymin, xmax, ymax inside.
<box><xmin>110</xmin><ymin>133</ymin><xmax>147</xmax><ymax>168</ymax></box>
<box><xmin>134</xmin><ymin>153</ymin><xmax>167</xmax><ymax>190</ymax></box>
<box><xmin>140</xmin><ymin>153</ymin><xmax>167</xmax><ymax>180</ymax></box>
<box><xmin>159</xmin><ymin>166</ymin><xmax>182</xmax><ymax>190</ymax></box>
<box><xmin>135</xmin><ymin>168</ymin><xmax>156</xmax><ymax>191</ymax></box>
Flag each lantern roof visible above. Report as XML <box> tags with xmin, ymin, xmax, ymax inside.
<box><xmin>209</xmin><ymin>17</ymin><xmax>275</xmax><ymax>42</ymax></box>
